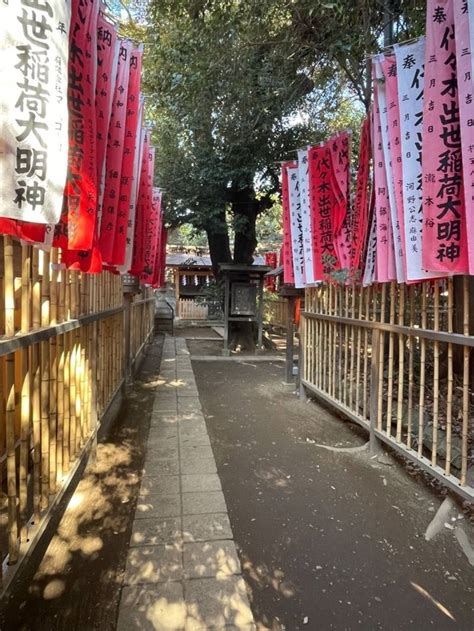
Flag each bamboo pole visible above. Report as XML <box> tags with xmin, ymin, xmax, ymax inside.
<box><xmin>407</xmin><ymin>285</ymin><xmax>415</xmax><ymax>449</ymax></box>
<box><xmin>4</xmin><ymin>237</ymin><xmax>18</xmax><ymax>562</ymax></box>
<box><xmin>377</xmin><ymin>284</ymin><xmax>386</xmax><ymax>431</ymax></box>
<box><xmin>386</xmin><ymin>282</ymin><xmax>396</xmax><ymax>435</ymax></box>
<box><xmin>57</xmin><ymin>334</ymin><xmax>65</xmax><ymax>484</ymax></box>
<box><xmin>19</xmin><ymin>246</ymin><xmax>31</xmax><ymax>542</ymax></box>
<box><xmin>396</xmin><ymin>285</ymin><xmax>405</xmax><ymax>442</ymax></box>
<box><xmin>461</xmin><ymin>277</ymin><xmax>470</xmax><ymax>485</ymax></box>
<box><xmin>418</xmin><ymin>288</ymin><xmax>427</xmax><ymax>457</ymax></box>
<box><xmin>431</xmin><ymin>281</ymin><xmax>440</xmax><ymax>467</ymax></box>
<box><xmin>349</xmin><ymin>283</ymin><xmax>356</xmax><ymax>410</ymax></box>
<box><xmin>63</xmin><ymin>332</ymin><xmax>70</xmax><ymax>473</ymax></box>
<box><xmin>362</xmin><ymin>286</ymin><xmax>370</xmax><ymax>420</ymax></box>
<box><xmin>445</xmin><ymin>278</ymin><xmax>454</xmax><ymax>475</ymax></box>
<box><xmin>343</xmin><ymin>287</ymin><xmax>349</xmax><ymax>405</ymax></box>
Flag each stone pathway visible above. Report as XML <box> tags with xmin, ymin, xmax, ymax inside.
<box><xmin>117</xmin><ymin>336</ymin><xmax>255</xmax><ymax>631</ymax></box>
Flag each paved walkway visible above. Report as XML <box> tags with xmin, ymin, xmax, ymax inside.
<box><xmin>117</xmin><ymin>336</ymin><xmax>255</xmax><ymax>631</ymax></box>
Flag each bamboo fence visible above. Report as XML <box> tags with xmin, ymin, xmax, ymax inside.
<box><xmin>263</xmin><ymin>298</ymin><xmax>288</xmax><ymax>330</ymax></box>
<box><xmin>299</xmin><ymin>280</ymin><xmax>474</xmax><ymax>502</ymax></box>
<box><xmin>0</xmin><ymin>237</ymin><xmax>155</xmax><ymax>580</ymax></box>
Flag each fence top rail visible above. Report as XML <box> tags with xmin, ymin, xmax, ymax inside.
<box><xmin>0</xmin><ymin>305</ymin><xmax>125</xmax><ymax>358</ymax></box>
<box><xmin>132</xmin><ymin>297</ymin><xmax>156</xmax><ymax>307</ymax></box>
<box><xmin>301</xmin><ymin>310</ymin><xmax>474</xmax><ymax>348</ymax></box>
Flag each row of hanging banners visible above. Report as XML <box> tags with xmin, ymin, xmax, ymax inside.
<box><xmin>282</xmin><ymin>0</ymin><xmax>474</xmax><ymax>287</ymax></box>
<box><xmin>0</xmin><ymin>0</ymin><xmax>166</xmax><ymax>287</ymax></box>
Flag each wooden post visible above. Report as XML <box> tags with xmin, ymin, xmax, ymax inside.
<box><xmin>369</xmin><ymin>328</ymin><xmax>381</xmax><ymax>455</ymax></box>
<box><xmin>285</xmin><ymin>297</ymin><xmax>295</xmax><ymax>384</ymax></box>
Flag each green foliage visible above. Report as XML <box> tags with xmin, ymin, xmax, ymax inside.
<box><xmin>120</xmin><ymin>0</ymin><xmax>425</xmax><ymax>262</ymax></box>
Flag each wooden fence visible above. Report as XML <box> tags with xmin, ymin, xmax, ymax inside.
<box><xmin>177</xmin><ymin>299</ymin><xmax>208</xmax><ymax>320</ymax></box>
<box><xmin>0</xmin><ymin>237</ymin><xmax>155</xmax><ymax>586</ymax></box>
<box><xmin>300</xmin><ymin>279</ymin><xmax>474</xmax><ymax>502</ymax></box>
<box><xmin>263</xmin><ymin>298</ymin><xmax>288</xmax><ymax>330</ymax></box>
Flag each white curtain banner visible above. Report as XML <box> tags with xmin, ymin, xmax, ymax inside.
<box><xmin>288</xmin><ymin>164</ymin><xmax>305</xmax><ymax>288</ymax></box>
<box><xmin>0</xmin><ymin>0</ymin><xmax>71</xmax><ymax>224</ymax></box>
<box><xmin>297</xmin><ymin>148</ymin><xmax>314</xmax><ymax>285</ymax></box>
<box><xmin>394</xmin><ymin>38</ymin><xmax>438</xmax><ymax>282</ymax></box>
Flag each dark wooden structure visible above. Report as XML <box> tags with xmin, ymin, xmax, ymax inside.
<box><xmin>219</xmin><ymin>264</ymin><xmax>271</xmax><ymax>356</ymax></box>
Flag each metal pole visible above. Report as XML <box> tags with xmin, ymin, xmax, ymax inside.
<box><xmin>257</xmin><ymin>277</ymin><xmax>264</xmax><ymax>350</ymax></box>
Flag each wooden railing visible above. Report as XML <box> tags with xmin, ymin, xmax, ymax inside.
<box><xmin>0</xmin><ymin>238</ymin><xmax>155</xmax><ymax>588</ymax></box>
<box><xmin>301</xmin><ymin>279</ymin><xmax>474</xmax><ymax>502</ymax></box>
<box><xmin>264</xmin><ymin>298</ymin><xmax>288</xmax><ymax>330</ymax></box>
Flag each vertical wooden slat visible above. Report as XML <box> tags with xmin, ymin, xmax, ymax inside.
<box><xmin>445</xmin><ymin>278</ymin><xmax>454</xmax><ymax>475</ymax></box>
<box><xmin>461</xmin><ymin>277</ymin><xmax>470</xmax><ymax>485</ymax></box>
<box><xmin>19</xmin><ymin>246</ymin><xmax>31</xmax><ymax>542</ymax></box>
<box><xmin>418</xmin><ymin>288</ymin><xmax>427</xmax><ymax>457</ymax></box>
<box><xmin>4</xmin><ymin>237</ymin><xmax>18</xmax><ymax>562</ymax></box>
<box><xmin>396</xmin><ymin>285</ymin><xmax>405</xmax><ymax>442</ymax></box>
<box><xmin>431</xmin><ymin>281</ymin><xmax>440</xmax><ymax>467</ymax></box>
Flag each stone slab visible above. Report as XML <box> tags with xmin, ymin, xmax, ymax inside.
<box><xmin>117</xmin><ymin>583</ymin><xmax>186</xmax><ymax>631</ymax></box>
<box><xmin>135</xmin><ymin>494</ymin><xmax>181</xmax><ymax>519</ymax></box>
<box><xmin>182</xmin><ymin>514</ymin><xmax>233</xmax><ymax>543</ymax></box>
<box><xmin>181</xmin><ymin>474</ymin><xmax>222</xmax><ymax>494</ymax></box>
<box><xmin>183</xmin><ymin>540</ymin><xmax>240</xmax><ymax>579</ymax></box>
<box><xmin>124</xmin><ymin>544</ymin><xmax>184</xmax><ymax>585</ymax></box>
<box><xmin>182</xmin><ymin>491</ymin><xmax>227</xmax><ymax>515</ymax></box>
<box><xmin>130</xmin><ymin>517</ymin><xmax>182</xmax><ymax>547</ymax></box>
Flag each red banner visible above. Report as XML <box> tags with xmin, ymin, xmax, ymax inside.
<box><xmin>96</xmin><ymin>15</ymin><xmax>118</xmax><ymax>191</ymax></box>
<box><xmin>308</xmin><ymin>145</ymin><xmax>339</xmax><ymax>280</ymax></box>
<box><xmin>153</xmin><ymin>226</ymin><xmax>168</xmax><ymax>288</ymax></box>
<box><xmin>0</xmin><ymin>220</ymin><xmax>46</xmax><ymax>243</ymax></box>
<box><xmin>422</xmin><ymin>0</ymin><xmax>468</xmax><ymax>274</ymax></box>
<box><xmin>141</xmin><ymin>188</ymin><xmax>162</xmax><ymax>285</ymax></box>
<box><xmin>281</xmin><ymin>162</ymin><xmax>295</xmax><ymax>284</ymax></box>
<box><xmin>130</xmin><ymin>143</ymin><xmax>155</xmax><ymax>276</ymax></box>
<box><xmin>55</xmin><ymin>0</ymin><xmax>99</xmax><ymax>251</ymax></box>
<box><xmin>329</xmin><ymin>132</ymin><xmax>350</xmax><ymax>235</ymax></box>
<box><xmin>351</xmin><ymin>116</ymin><xmax>371</xmax><ymax>271</ymax></box>
<box><xmin>110</xmin><ymin>47</ymin><xmax>143</xmax><ymax>266</ymax></box>
<box><xmin>98</xmin><ymin>40</ymin><xmax>132</xmax><ymax>262</ymax></box>
<box><xmin>264</xmin><ymin>252</ymin><xmax>278</xmax><ymax>291</ymax></box>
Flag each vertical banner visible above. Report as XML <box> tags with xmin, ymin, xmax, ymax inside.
<box><xmin>142</xmin><ymin>188</ymin><xmax>162</xmax><ymax>285</ymax></box>
<box><xmin>297</xmin><ymin>148</ymin><xmax>315</xmax><ymax>285</ymax></box>
<box><xmin>120</xmin><ymin>122</ymin><xmax>146</xmax><ymax>274</ymax></box>
<box><xmin>328</xmin><ymin>132</ymin><xmax>350</xmax><ymax>235</ymax></box>
<box><xmin>351</xmin><ymin>116</ymin><xmax>371</xmax><ymax>271</ymax></box>
<box><xmin>329</xmin><ymin>132</ymin><xmax>351</xmax><ymax>273</ymax></box>
<box><xmin>96</xmin><ymin>14</ymin><xmax>118</xmax><ymax>193</ymax></box>
<box><xmin>395</xmin><ymin>39</ymin><xmax>438</xmax><ymax>282</ymax></box>
<box><xmin>55</xmin><ymin>0</ymin><xmax>99</xmax><ymax>250</ymax></box>
<box><xmin>98</xmin><ymin>39</ymin><xmax>132</xmax><ymax>262</ymax></box>
<box><xmin>281</xmin><ymin>162</ymin><xmax>295</xmax><ymax>284</ymax></box>
<box><xmin>264</xmin><ymin>252</ymin><xmax>278</xmax><ymax>291</ymax></box>
<box><xmin>288</xmin><ymin>164</ymin><xmax>305</xmax><ymax>288</ymax></box>
<box><xmin>372</xmin><ymin>80</ymin><xmax>397</xmax><ymax>283</ymax></box>
<box><xmin>111</xmin><ymin>46</ymin><xmax>143</xmax><ymax>266</ymax></box>
<box><xmin>454</xmin><ymin>1</ymin><xmax>474</xmax><ymax>273</ymax></box>
<box><xmin>362</xmin><ymin>206</ymin><xmax>378</xmax><ymax>286</ymax></box>
<box><xmin>308</xmin><ymin>144</ymin><xmax>340</xmax><ymax>280</ymax></box>
<box><xmin>374</xmin><ymin>56</ymin><xmax>405</xmax><ymax>282</ymax></box>
<box><xmin>130</xmin><ymin>143</ymin><xmax>155</xmax><ymax>276</ymax></box>
<box><xmin>381</xmin><ymin>55</ymin><xmax>408</xmax><ymax>282</ymax></box>
<box><xmin>0</xmin><ymin>0</ymin><xmax>71</xmax><ymax>225</ymax></box>
<box><xmin>422</xmin><ymin>0</ymin><xmax>468</xmax><ymax>274</ymax></box>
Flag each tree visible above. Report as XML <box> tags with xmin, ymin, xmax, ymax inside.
<box><xmin>143</xmin><ymin>0</ymin><xmax>358</xmax><ymax>272</ymax></box>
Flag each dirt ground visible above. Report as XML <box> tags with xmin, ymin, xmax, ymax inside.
<box><xmin>0</xmin><ymin>338</ymin><xmax>163</xmax><ymax>631</ymax></box>
<box><xmin>193</xmin><ymin>359</ymin><xmax>474</xmax><ymax>631</ymax></box>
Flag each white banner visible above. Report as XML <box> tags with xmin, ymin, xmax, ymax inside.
<box><xmin>297</xmin><ymin>148</ymin><xmax>314</xmax><ymax>285</ymax></box>
<box><xmin>362</xmin><ymin>210</ymin><xmax>377</xmax><ymax>286</ymax></box>
<box><xmin>288</xmin><ymin>165</ymin><xmax>305</xmax><ymax>288</ymax></box>
<box><xmin>394</xmin><ymin>39</ymin><xmax>438</xmax><ymax>282</ymax></box>
<box><xmin>374</xmin><ymin>55</ymin><xmax>405</xmax><ymax>283</ymax></box>
<box><xmin>0</xmin><ymin>0</ymin><xmax>71</xmax><ymax>224</ymax></box>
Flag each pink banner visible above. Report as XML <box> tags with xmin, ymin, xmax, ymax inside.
<box><xmin>281</xmin><ymin>162</ymin><xmax>295</xmax><ymax>284</ymax></box>
<box><xmin>98</xmin><ymin>40</ymin><xmax>132</xmax><ymax>262</ymax></box>
<box><xmin>329</xmin><ymin>132</ymin><xmax>351</xmax><ymax>272</ymax></box>
<box><xmin>111</xmin><ymin>47</ymin><xmax>143</xmax><ymax>266</ymax></box>
<box><xmin>308</xmin><ymin>145</ymin><xmax>340</xmax><ymax>280</ymax></box>
<box><xmin>422</xmin><ymin>0</ymin><xmax>468</xmax><ymax>274</ymax></box>
<box><xmin>55</xmin><ymin>0</ymin><xmax>99</xmax><ymax>251</ymax></box>
<box><xmin>454</xmin><ymin>0</ymin><xmax>474</xmax><ymax>273</ymax></box>
<box><xmin>372</xmin><ymin>84</ymin><xmax>396</xmax><ymax>283</ymax></box>
<box><xmin>382</xmin><ymin>55</ymin><xmax>408</xmax><ymax>281</ymax></box>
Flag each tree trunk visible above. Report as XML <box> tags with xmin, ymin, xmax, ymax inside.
<box><xmin>204</xmin><ymin>209</ymin><xmax>232</xmax><ymax>277</ymax></box>
<box><xmin>229</xmin><ymin>187</ymin><xmax>260</xmax><ymax>350</ymax></box>
<box><xmin>232</xmin><ymin>187</ymin><xmax>258</xmax><ymax>265</ymax></box>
